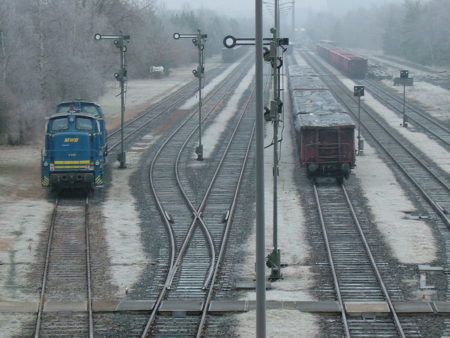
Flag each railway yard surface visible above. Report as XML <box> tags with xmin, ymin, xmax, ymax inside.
<box><xmin>1</xmin><ymin>49</ymin><xmax>450</xmax><ymax>336</ymax></box>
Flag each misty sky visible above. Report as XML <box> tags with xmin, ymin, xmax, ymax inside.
<box><xmin>158</xmin><ymin>0</ymin><xmax>327</xmax><ymax>17</ymax></box>
<box><xmin>158</xmin><ymin>0</ymin><xmax>402</xmax><ymax>18</ymax></box>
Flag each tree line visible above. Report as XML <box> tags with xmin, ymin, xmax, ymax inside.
<box><xmin>0</xmin><ymin>0</ymin><xmax>248</xmax><ymax>145</ymax></box>
<box><xmin>305</xmin><ymin>0</ymin><xmax>450</xmax><ymax>67</ymax></box>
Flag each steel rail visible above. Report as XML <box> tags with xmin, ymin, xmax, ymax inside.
<box><xmin>165</xmin><ymin>86</ymin><xmax>234</xmax><ymax>287</ymax></box>
<box><xmin>359</xmin><ymin>79</ymin><xmax>450</xmax><ymax>148</ymax></box>
<box><xmin>314</xmin><ymin>183</ymin><xmax>407</xmax><ymax>337</ymax></box>
<box><xmin>34</xmin><ymin>197</ymin><xmax>59</xmax><ymax>338</ymax></box>
<box><xmin>302</xmin><ymin>51</ymin><xmax>450</xmax><ymax>228</ymax></box>
<box><xmin>341</xmin><ymin>184</ymin><xmax>406</xmax><ymax>337</ymax></box>
<box><xmin>172</xmin><ymin>78</ymin><xmax>258</xmax><ymax>291</ymax></box>
<box><xmin>34</xmin><ymin>196</ymin><xmax>93</xmax><ymax>337</ymax></box>
<box><xmin>84</xmin><ymin>196</ymin><xmax>94</xmax><ymax>338</ymax></box>
<box><xmin>195</xmin><ymin>73</ymin><xmax>271</xmax><ymax>337</ymax></box>
<box><xmin>141</xmin><ymin>59</ymin><xmax>253</xmax><ymax>337</ymax></box>
<box><xmin>312</xmin><ymin>184</ymin><xmax>350</xmax><ymax>338</ymax></box>
<box><xmin>107</xmin><ymin>79</ymin><xmax>197</xmax><ymax>140</ymax></box>
<box><xmin>196</xmin><ymin>120</ymin><xmax>256</xmax><ymax>338</ymax></box>
<box><xmin>107</xmin><ymin>66</ymin><xmax>226</xmax><ymax>148</ymax></box>
<box><xmin>108</xmin><ymin>67</ymin><xmax>227</xmax><ymax>145</ymax></box>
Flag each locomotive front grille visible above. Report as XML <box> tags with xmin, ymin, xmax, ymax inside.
<box><xmin>53</xmin><ymin>160</ymin><xmax>92</xmax><ymax>170</ymax></box>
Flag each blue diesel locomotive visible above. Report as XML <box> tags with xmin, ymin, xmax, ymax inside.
<box><xmin>41</xmin><ymin>101</ymin><xmax>107</xmax><ymax>190</ymax></box>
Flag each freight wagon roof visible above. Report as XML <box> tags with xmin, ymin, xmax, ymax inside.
<box><xmin>289</xmin><ymin>64</ymin><xmax>346</xmax><ymax>115</ymax></box>
<box><xmin>318</xmin><ymin>44</ymin><xmax>367</xmax><ymax>62</ymax></box>
<box><xmin>295</xmin><ymin>112</ymin><xmax>355</xmax><ymax>128</ymax></box>
<box><xmin>292</xmin><ymin>90</ymin><xmax>344</xmax><ymax>115</ymax></box>
<box><xmin>288</xmin><ymin>65</ymin><xmax>329</xmax><ymax>90</ymax></box>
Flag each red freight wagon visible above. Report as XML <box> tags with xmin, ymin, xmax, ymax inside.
<box><xmin>295</xmin><ymin>113</ymin><xmax>356</xmax><ymax>181</ymax></box>
<box><xmin>316</xmin><ymin>44</ymin><xmax>368</xmax><ymax>79</ymax></box>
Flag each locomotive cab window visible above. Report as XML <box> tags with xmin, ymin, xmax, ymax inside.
<box><xmin>76</xmin><ymin>117</ymin><xmax>93</xmax><ymax>130</ymax></box>
<box><xmin>51</xmin><ymin>117</ymin><xmax>69</xmax><ymax>131</ymax></box>
<box><xmin>82</xmin><ymin>105</ymin><xmax>100</xmax><ymax>115</ymax></box>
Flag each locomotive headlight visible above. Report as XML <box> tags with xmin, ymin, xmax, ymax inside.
<box><xmin>43</xmin><ymin>161</ymin><xmax>49</xmax><ymax>167</ymax></box>
<box><xmin>50</xmin><ymin>164</ymin><xmax>55</xmax><ymax>171</ymax></box>
<box><xmin>95</xmin><ymin>160</ymin><xmax>100</xmax><ymax>166</ymax></box>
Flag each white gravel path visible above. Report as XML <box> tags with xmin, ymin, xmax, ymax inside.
<box><xmin>0</xmin><ymin>146</ymin><xmax>53</xmax><ymax>337</ymax></box>
<box><xmin>236</xmin><ymin>310</ymin><xmax>319</xmax><ymax>338</ymax></box>
<box><xmin>0</xmin><ymin>146</ymin><xmax>53</xmax><ymax>302</ymax></box>
<box><xmin>354</xmin><ymin>142</ymin><xmax>437</xmax><ymax>264</ymax></box>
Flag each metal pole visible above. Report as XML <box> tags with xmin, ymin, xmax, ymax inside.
<box><xmin>255</xmin><ymin>0</ymin><xmax>266</xmax><ymax>336</ymax></box>
<box><xmin>269</xmin><ymin>0</ymin><xmax>282</xmax><ymax>281</ymax></box>
<box><xmin>197</xmin><ymin>31</ymin><xmax>204</xmax><ymax>160</ymax></box>
<box><xmin>291</xmin><ymin>0</ymin><xmax>295</xmax><ymax>41</ymax></box>
<box><xmin>272</xmin><ymin>2</ymin><xmax>279</xmax><ymax>257</ymax></box>
<box><xmin>402</xmin><ymin>82</ymin><xmax>407</xmax><ymax>127</ymax></box>
<box><xmin>357</xmin><ymin>96</ymin><xmax>361</xmax><ymax>155</ymax></box>
<box><xmin>275</xmin><ymin>0</ymin><xmax>279</xmax><ymax>36</ymax></box>
<box><xmin>119</xmin><ymin>40</ymin><xmax>126</xmax><ymax>168</ymax></box>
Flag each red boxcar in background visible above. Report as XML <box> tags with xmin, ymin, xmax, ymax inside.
<box><xmin>317</xmin><ymin>44</ymin><xmax>368</xmax><ymax>79</ymax></box>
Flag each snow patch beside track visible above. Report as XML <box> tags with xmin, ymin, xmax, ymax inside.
<box><xmin>102</xmin><ymin>134</ymin><xmax>159</xmax><ymax>296</ymax></box>
<box><xmin>198</xmin><ymin>67</ymin><xmax>255</xmax><ymax>160</ymax></box>
<box><xmin>341</xmin><ymin>78</ymin><xmax>450</xmax><ymax>175</ymax></box>
<box><xmin>355</xmin><ymin>143</ymin><xmax>437</xmax><ymax>264</ymax></box>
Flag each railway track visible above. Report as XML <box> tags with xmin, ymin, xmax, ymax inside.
<box><xmin>313</xmin><ymin>182</ymin><xmax>420</xmax><ymax>337</ymax></box>
<box><xmin>141</xmin><ymin>60</ymin><xmax>263</xmax><ymax>336</ymax></box>
<box><xmin>301</xmin><ymin>49</ymin><xmax>450</xmax><ymax>229</ymax></box>
<box><xmin>106</xmin><ymin>64</ymin><xmax>228</xmax><ymax>153</ymax></box>
<box><xmin>297</xmin><ymin>49</ymin><xmax>450</xmax><ymax>336</ymax></box>
<box><xmin>28</xmin><ymin>57</ymin><xmax>254</xmax><ymax>337</ymax></box>
<box><xmin>358</xmin><ymin>78</ymin><xmax>450</xmax><ymax>149</ymax></box>
<box><xmin>33</xmin><ymin>194</ymin><xmax>93</xmax><ymax>337</ymax></box>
